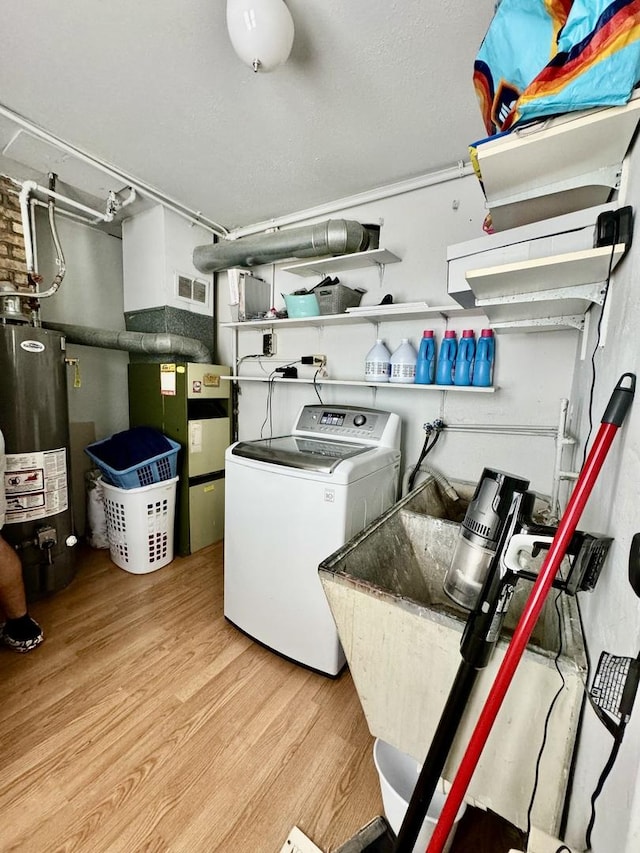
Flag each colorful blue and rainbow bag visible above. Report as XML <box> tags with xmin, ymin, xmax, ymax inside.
<box><xmin>474</xmin><ymin>0</ymin><xmax>640</xmax><ymax>136</ymax></box>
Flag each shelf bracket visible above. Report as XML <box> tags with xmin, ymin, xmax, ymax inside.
<box><xmin>476</xmin><ymin>281</ymin><xmax>606</xmax><ymax>310</ymax></box>
<box><xmin>490</xmin><ymin>315</ymin><xmax>585</xmax><ymax>333</ymax></box>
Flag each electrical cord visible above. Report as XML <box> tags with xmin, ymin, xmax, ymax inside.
<box><xmin>581</xmin><ymin>236</ymin><xmax>618</xmax><ymax>468</ymax></box>
<box><xmin>553</xmin><ymin>592</ymin><xmax>632</xmax><ymax>853</ymax></box>
<box><xmin>556</xmin><ymin>592</ymin><xmax>592</xmax><ymax>843</ymax></box>
<box><xmin>237</xmin><ymin>353</ymin><xmax>275</xmax><ymax>377</ymax></box>
<box><xmin>259</xmin><ymin>360</ymin><xmax>301</xmax><ymax>438</ymax></box>
<box><xmin>526</xmin><ymin>589</ymin><xmax>567</xmax><ymax>842</ymax></box>
<box><xmin>559</xmin><ymin>236</ymin><xmax>619</xmax><ymax>853</ymax></box>
<box><xmin>583</xmin><ymin>727</ymin><xmax>625</xmax><ymax>851</ymax></box>
<box><xmin>312</xmin><ymin>369</ymin><xmax>324</xmax><ymax>404</ymax></box>
<box><xmin>259</xmin><ymin>371</ymin><xmax>277</xmax><ymax>438</ymax></box>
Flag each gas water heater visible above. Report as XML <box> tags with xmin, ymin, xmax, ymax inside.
<box><xmin>0</xmin><ymin>283</ymin><xmax>76</xmax><ymax>599</ymax></box>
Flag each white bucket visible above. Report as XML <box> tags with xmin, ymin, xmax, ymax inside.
<box><xmin>373</xmin><ymin>738</ymin><xmax>466</xmax><ymax>853</ymax></box>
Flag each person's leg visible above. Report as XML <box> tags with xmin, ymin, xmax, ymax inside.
<box><xmin>0</xmin><ymin>534</ymin><xmax>28</xmax><ymax>618</ymax></box>
<box><xmin>0</xmin><ymin>535</ymin><xmax>43</xmax><ymax>652</ymax></box>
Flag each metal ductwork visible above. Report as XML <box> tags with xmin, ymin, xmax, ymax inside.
<box><xmin>193</xmin><ymin>218</ymin><xmax>373</xmax><ymax>273</ymax></box>
<box><xmin>42</xmin><ymin>322</ymin><xmax>212</xmax><ymax>363</ymax></box>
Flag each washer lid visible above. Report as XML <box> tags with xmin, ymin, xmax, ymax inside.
<box><xmin>231</xmin><ymin>435</ymin><xmax>370</xmax><ymax>473</ymax></box>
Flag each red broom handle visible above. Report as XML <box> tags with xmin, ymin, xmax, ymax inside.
<box><xmin>426</xmin><ymin>373</ymin><xmax>635</xmax><ymax>853</ymax></box>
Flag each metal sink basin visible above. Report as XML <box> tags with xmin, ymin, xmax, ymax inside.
<box><xmin>319</xmin><ymin>473</ymin><xmax>586</xmax><ymax>835</ymax></box>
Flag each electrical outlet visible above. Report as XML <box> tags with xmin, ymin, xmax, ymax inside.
<box><xmin>263</xmin><ymin>332</ymin><xmax>276</xmax><ymax>356</ymax></box>
<box><xmin>312</xmin><ymin>354</ymin><xmax>326</xmax><ymax>367</ymax></box>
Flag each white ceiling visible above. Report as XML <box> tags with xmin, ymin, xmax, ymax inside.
<box><xmin>0</xmin><ymin>0</ymin><xmax>497</xmax><ymax>231</ymax></box>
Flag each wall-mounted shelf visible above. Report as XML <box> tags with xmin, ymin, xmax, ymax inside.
<box><xmin>221</xmin><ymin>303</ymin><xmax>479</xmax><ymax>331</ymax></box>
<box><xmin>466</xmin><ymin>244</ymin><xmax>625</xmax><ymax>298</ymax></box>
<box><xmin>473</xmin><ymin>93</ymin><xmax>640</xmax><ymax>230</ymax></box>
<box><xmin>462</xmin><ymin>243</ymin><xmax>624</xmax><ymax>331</ymax></box>
<box><xmin>222</xmin><ymin>375</ymin><xmax>495</xmax><ymax>393</ymax></box>
<box><xmin>281</xmin><ymin>248</ymin><xmax>401</xmax><ymax>277</ymax></box>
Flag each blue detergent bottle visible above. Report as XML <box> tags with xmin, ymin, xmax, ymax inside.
<box><xmin>414</xmin><ymin>330</ymin><xmax>436</xmax><ymax>385</ymax></box>
<box><xmin>454</xmin><ymin>329</ymin><xmax>476</xmax><ymax>386</ymax></box>
<box><xmin>435</xmin><ymin>330</ymin><xmax>457</xmax><ymax>386</ymax></box>
<box><xmin>472</xmin><ymin>328</ymin><xmax>495</xmax><ymax>387</ymax></box>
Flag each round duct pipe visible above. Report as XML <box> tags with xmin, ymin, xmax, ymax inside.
<box><xmin>193</xmin><ymin>218</ymin><xmax>371</xmax><ymax>273</ymax></box>
<box><xmin>42</xmin><ymin>322</ymin><xmax>212</xmax><ymax>363</ymax></box>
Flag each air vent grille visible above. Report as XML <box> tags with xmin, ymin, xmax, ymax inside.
<box><xmin>176</xmin><ymin>273</ymin><xmax>209</xmax><ymax>306</ymax></box>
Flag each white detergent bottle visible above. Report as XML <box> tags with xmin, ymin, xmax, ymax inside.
<box><xmin>365</xmin><ymin>339</ymin><xmax>391</xmax><ymax>382</ymax></box>
<box><xmin>389</xmin><ymin>338</ymin><xmax>417</xmax><ymax>384</ymax></box>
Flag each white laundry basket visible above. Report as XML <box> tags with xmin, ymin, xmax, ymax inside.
<box><xmin>373</xmin><ymin>738</ymin><xmax>466</xmax><ymax>853</ymax></box>
<box><xmin>101</xmin><ymin>477</ymin><xmax>178</xmax><ymax>574</ymax></box>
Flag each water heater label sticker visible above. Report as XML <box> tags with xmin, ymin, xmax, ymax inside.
<box><xmin>20</xmin><ymin>340</ymin><xmax>45</xmax><ymax>353</ymax></box>
<box><xmin>160</xmin><ymin>363</ymin><xmax>177</xmax><ymax>396</ymax></box>
<box><xmin>5</xmin><ymin>449</ymin><xmax>68</xmax><ymax>522</ymax></box>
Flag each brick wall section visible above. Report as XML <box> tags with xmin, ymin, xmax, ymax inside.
<box><xmin>0</xmin><ymin>176</ymin><xmax>28</xmax><ymax>286</ymax></box>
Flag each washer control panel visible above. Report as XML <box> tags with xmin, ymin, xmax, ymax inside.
<box><xmin>294</xmin><ymin>405</ymin><xmax>400</xmax><ymax>449</ymax></box>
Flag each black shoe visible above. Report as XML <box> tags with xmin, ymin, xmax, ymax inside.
<box><xmin>1</xmin><ymin>614</ymin><xmax>44</xmax><ymax>653</ymax></box>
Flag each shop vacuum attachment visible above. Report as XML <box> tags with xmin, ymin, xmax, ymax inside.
<box><xmin>443</xmin><ymin>469</ymin><xmax>531</xmax><ymax>610</ymax></box>
<box><xmin>444</xmin><ymin>467</ymin><xmax>613</xmax><ymax>619</ymax></box>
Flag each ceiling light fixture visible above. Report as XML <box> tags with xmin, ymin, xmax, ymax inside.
<box><xmin>226</xmin><ymin>0</ymin><xmax>294</xmax><ymax>73</ymax></box>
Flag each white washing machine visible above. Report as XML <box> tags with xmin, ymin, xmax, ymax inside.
<box><xmin>224</xmin><ymin>404</ymin><xmax>401</xmax><ymax>676</ymax></box>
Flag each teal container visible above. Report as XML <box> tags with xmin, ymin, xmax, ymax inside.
<box><xmin>435</xmin><ymin>330</ymin><xmax>457</xmax><ymax>386</ymax></box>
<box><xmin>283</xmin><ymin>293</ymin><xmax>320</xmax><ymax>318</ymax></box>
<box><xmin>453</xmin><ymin>329</ymin><xmax>475</xmax><ymax>386</ymax></box>
<box><xmin>415</xmin><ymin>330</ymin><xmax>436</xmax><ymax>385</ymax></box>
<box><xmin>472</xmin><ymin>328</ymin><xmax>495</xmax><ymax>387</ymax></box>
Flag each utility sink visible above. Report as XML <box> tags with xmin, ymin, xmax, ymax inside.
<box><xmin>319</xmin><ymin>474</ymin><xmax>587</xmax><ymax>835</ymax></box>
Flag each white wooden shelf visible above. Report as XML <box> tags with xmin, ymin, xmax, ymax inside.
<box><xmin>281</xmin><ymin>248</ymin><xmax>401</xmax><ymax>277</ymax></box>
<box><xmin>222</xmin><ymin>375</ymin><xmax>495</xmax><ymax>392</ymax></box>
<box><xmin>466</xmin><ymin>244</ymin><xmax>626</xmax><ymax>299</ymax></box>
<box><xmin>463</xmin><ymin>243</ymin><xmax>625</xmax><ymax>331</ymax></box>
<box><xmin>221</xmin><ymin>303</ymin><xmax>480</xmax><ymax>331</ymax></box>
<box><xmin>474</xmin><ymin>93</ymin><xmax>640</xmax><ymax>230</ymax></box>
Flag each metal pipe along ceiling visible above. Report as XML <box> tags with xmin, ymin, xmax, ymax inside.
<box><xmin>43</xmin><ymin>323</ymin><xmax>212</xmax><ymax>363</ymax></box>
<box><xmin>193</xmin><ymin>218</ymin><xmax>372</xmax><ymax>273</ymax></box>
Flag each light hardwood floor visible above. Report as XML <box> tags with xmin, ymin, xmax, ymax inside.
<box><xmin>0</xmin><ymin>544</ymin><xmax>384</xmax><ymax>852</ymax></box>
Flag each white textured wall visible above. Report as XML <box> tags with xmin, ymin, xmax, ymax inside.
<box><xmin>36</xmin><ymin>213</ymin><xmax>129</xmax><ymax>440</ymax></box>
<box><xmin>562</xmin><ymin>147</ymin><xmax>640</xmax><ymax>853</ymax></box>
<box><xmin>217</xmin><ymin>172</ymin><xmax>579</xmax><ymax>497</ymax></box>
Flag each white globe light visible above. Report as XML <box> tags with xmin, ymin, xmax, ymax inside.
<box><xmin>226</xmin><ymin>0</ymin><xmax>295</xmax><ymax>73</ymax></box>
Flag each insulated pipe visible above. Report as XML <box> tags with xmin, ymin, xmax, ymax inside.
<box><xmin>42</xmin><ymin>322</ymin><xmax>212</xmax><ymax>363</ymax></box>
<box><xmin>38</xmin><ymin>184</ymin><xmax>67</xmax><ymax>299</ymax></box>
<box><xmin>425</xmin><ymin>373</ymin><xmax>636</xmax><ymax>853</ymax></box>
<box><xmin>193</xmin><ymin>218</ymin><xmax>371</xmax><ymax>273</ymax></box>
<box><xmin>18</xmin><ymin>179</ymin><xmax>67</xmax><ymax>298</ymax></box>
<box><xmin>18</xmin><ymin>180</ymin><xmax>37</xmax><ymax>273</ymax></box>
